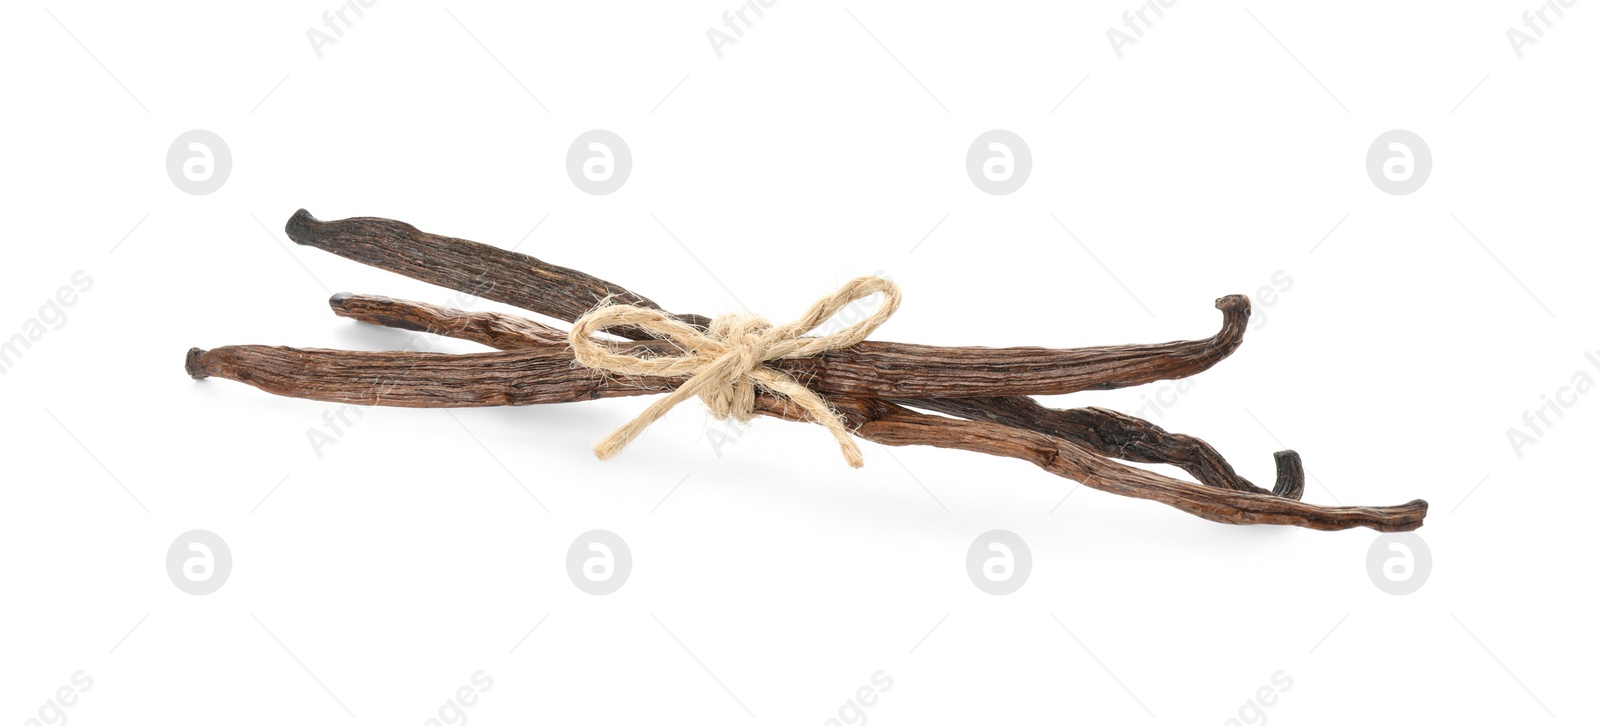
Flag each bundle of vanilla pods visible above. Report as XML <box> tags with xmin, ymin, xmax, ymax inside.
<box><xmin>185</xmin><ymin>210</ymin><xmax>1426</xmax><ymax>532</ymax></box>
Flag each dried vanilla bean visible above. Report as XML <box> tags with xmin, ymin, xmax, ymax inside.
<box><xmin>186</xmin><ymin>342</ymin><xmax>1421</xmax><ymax>531</ymax></box>
<box><xmin>328</xmin><ymin>292</ymin><xmax>1292</xmax><ymax>496</ymax></box>
<box><xmin>291</xmin><ymin>211</ymin><xmax>1250</xmax><ymax>398</ymax></box>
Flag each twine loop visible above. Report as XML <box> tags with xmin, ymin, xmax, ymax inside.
<box><xmin>568</xmin><ymin>277</ymin><xmax>901</xmax><ymax>467</ymax></box>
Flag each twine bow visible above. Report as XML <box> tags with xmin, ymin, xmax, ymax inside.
<box><xmin>568</xmin><ymin>277</ymin><xmax>901</xmax><ymax>468</ymax></box>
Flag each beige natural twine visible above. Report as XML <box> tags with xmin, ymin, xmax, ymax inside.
<box><xmin>568</xmin><ymin>276</ymin><xmax>901</xmax><ymax>468</ymax></box>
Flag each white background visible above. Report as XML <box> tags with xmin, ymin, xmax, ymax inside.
<box><xmin>2</xmin><ymin>2</ymin><xmax>1595</xmax><ymax>723</ymax></box>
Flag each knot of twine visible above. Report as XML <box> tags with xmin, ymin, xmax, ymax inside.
<box><xmin>568</xmin><ymin>277</ymin><xmax>901</xmax><ymax>468</ymax></box>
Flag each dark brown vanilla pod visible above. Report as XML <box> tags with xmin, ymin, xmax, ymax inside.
<box><xmin>185</xmin><ymin>342</ymin><xmax>1424</xmax><ymax>532</ymax></box>
<box><xmin>328</xmin><ymin>292</ymin><xmax>1291</xmax><ymax>497</ymax></box>
<box><xmin>183</xmin><ymin>210</ymin><xmax>1428</xmax><ymax>532</ymax></box>
<box><xmin>290</xmin><ymin>210</ymin><xmax>1250</xmax><ymax>398</ymax></box>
